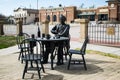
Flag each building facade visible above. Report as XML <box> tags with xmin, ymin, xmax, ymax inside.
<box><xmin>39</xmin><ymin>0</ymin><xmax>120</xmax><ymax>23</ymax></box>
<box><xmin>39</xmin><ymin>6</ymin><xmax>76</xmax><ymax>23</ymax></box>
<box><xmin>107</xmin><ymin>0</ymin><xmax>120</xmax><ymax>21</ymax></box>
<box><xmin>77</xmin><ymin>0</ymin><xmax>120</xmax><ymax>21</ymax></box>
<box><xmin>7</xmin><ymin>16</ymin><xmax>16</xmax><ymax>24</ymax></box>
<box><xmin>14</xmin><ymin>8</ymin><xmax>39</xmax><ymax>24</ymax></box>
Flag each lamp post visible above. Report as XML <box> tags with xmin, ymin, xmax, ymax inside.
<box><xmin>36</xmin><ymin>0</ymin><xmax>41</xmax><ymax>37</ymax></box>
<box><xmin>37</xmin><ymin>0</ymin><xmax>38</xmax><ymax>9</ymax></box>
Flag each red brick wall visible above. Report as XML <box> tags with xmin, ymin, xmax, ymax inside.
<box><xmin>39</xmin><ymin>6</ymin><xmax>76</xmax><ymax>23</ymax></box>
<box><xmin>108</xmin><ymin>3</ymin><xmax>118</xmax><ymax>20</ymax></box>
<box><xmin>39</xmin><ymin>2</ymin><xmax>120</xmax><ymax>23</ymax></box>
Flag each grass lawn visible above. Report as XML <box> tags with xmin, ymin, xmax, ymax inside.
<box><xmin>0</xmin><ymin>36</ymin><xmax>17</xmax><ymax>49</ymax></box>
<box><xmin>87</xmin><ymin>50</ymin><xmax>120</xmax><ymax>59</ymax></box>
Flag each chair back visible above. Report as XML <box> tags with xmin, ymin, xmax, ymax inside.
<box><xmin>20</xmin><ymin>38</ymin><xmax>42</xmax><ymax>60</ymax></box>
<box><xmin>80</xmin><ymin>36</ymin><xmax>89</xmax><ymax>55</ymax></box>
<box><xmin>16</xmin><ymin>33</ymin><xmax>30</xmax><ymax>49</ymax></box>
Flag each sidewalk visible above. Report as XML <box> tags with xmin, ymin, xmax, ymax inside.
<box><xmin>0</xmin><ymin>39</ymin><xmax>120</xmax><ymax>56</ymax></box>
<box><xmin>70</xmin><ymin>40</ymin><xmax>120</xmax><ymax>56</ymax></box>
<box><xmin>0</xmin><ymin>45</ymin><xmax>19</xmax><ymax>55</ymax></box>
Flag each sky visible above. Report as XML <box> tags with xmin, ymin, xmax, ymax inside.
<box><xmin>0</xmin><ymin>0</ymin><xmax>107</xmax><ymax>16</ymax></box>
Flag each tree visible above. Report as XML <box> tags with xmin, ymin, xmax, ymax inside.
<box><xmin>41</xmin><ymin>7</ymin><xmax>44</xmax><ymax>9</ymax></box>
<box><xmin>49</xmin><ymin>6</ymin><xmax>53</xmax><ymax>8</ymax></box>
<box><xmin>89</xmin><ymin>5</ymin><xmax>95</xmax><ymax>9</ymax></box>
<box><xmin>80</xmin><ymin>3</ymin><xmax>84</xmax><ymax>8</ymax></box>
<box><xmin>0</xmin><ymin>14</ymin><xmax>6</xmax><ymax>18</ymax></box>
<box><xmin>59</xmin><ymin>4</ymin><xmax>62</xmax><ymax>7</ymax></box>
<box><xmin>0</xmin><ymin>14</ymin><xmax>9</xmax><ymax>24</ymax></box>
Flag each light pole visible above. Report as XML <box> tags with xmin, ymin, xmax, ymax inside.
<box><xmin>36</xmin><ymin>0</ymin><xmax>41</xmax><ymax>37</ymax></box>
<box><xmin>37</xmin><ymin>0</ymin><xmax>38</xmax><ymax>9</ymax></box>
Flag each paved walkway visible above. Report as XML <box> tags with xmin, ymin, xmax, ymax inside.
<box><xmin>0</xmin><ymin>40</ymin><xmax>120</xmax><ymax>56</ymax></box>
<box><xmin>0</xmin><ymin>43</ymin><xmax>120</xmax><ymax>80</ymax></box>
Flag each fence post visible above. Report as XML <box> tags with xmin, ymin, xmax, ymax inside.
<box><xmin>16</xmin><ymin>19</ymin><xmax>23</xmax><ymax>34</ymax></box>
<box><xmin>0</xmin><ymin>21</ymin><xmax>4</xmax><ymax>35</ymax></box>
<box><xmin>79</xmin><ymin>19</ymin><xmax>89</xmax><ymax>42</ymax></box>
<box><xmin>41</xmin><ymin>19</ymin><xmax>49</xmax><ymax>35</ymax></box>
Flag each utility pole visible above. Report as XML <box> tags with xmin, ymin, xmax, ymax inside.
<box><xmin>36</xmin><ymin>0</ymin><xmax>39</xmax><ymax>23</ymax></box>
<box><xmin>36</xmin><ymin>0</ymin><xmax>40</xmax><ymax>37</ymax></box>
<box><xmin>37</xmin><ymin>0</ymin><xmax>38</xmax><ymax>9</ymax></box>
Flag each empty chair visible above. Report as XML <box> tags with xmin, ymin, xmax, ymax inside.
<box><xmin>67</xmin><ymin>36</ymin><xmax>88</xmax><ymax>70</ymax></box>
<box><xmin>20</xmin><ymin>38</ymin><xmax>45</xmax><ymax>79</ymax></box>
<box><xmin>16</xmin><ymin>33</ymin><xmax>30</xmax><ymax>61</ymax></box>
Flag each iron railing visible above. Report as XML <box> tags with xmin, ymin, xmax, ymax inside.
<box><xmin>88</xmin><ymin>23</ymin><xmax>120</xmax><ymax>47</ymax></box>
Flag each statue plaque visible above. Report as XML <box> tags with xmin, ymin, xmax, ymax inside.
<box><xmin>106</xmin><ymin>27</ymin><xmax>115</xmax><ymax>35</ymax></box>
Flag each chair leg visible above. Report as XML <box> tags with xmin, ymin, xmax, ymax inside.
<box><xmin>18</xmin><ymin>49</ymin><xmax>24</xmax><ymax>63</ymax></box>
<box><xmin>82</xmin><ymin>55</ymin><xmax>87</xmax><ymax>70</ymax></box>
<box><xmin>21</xmin><ymin>51</ymin><xmax>24</xmax><ymax>63</ymax></box>
<box><xmin>67</xmin><ymin>54</ymin><xmax>72</xmax><ymax>70</ymax></box>
<box><xmin>22</xmin><ymin>61</ymin><xmax>28</xmax><ymax>79</ymax></box>
<box><xmin>30</xmin><ymin>61</ymin><xmax>33</xmax><ymax>68</ymax></box>
<box><xmin>40</xmin><ymin>60</ymin><xmax>45</xmax><ymax>73</ymax></box>
<box><xmin>21</xmin><ymin>59</ymin><xmax>23</xmax><ymax>63</ymax></box>
<box><xmin>18</xmin><ymin>51</ymin><xmax>22</xmax><ymax>60</ymax></box>
<box><xmin>64</xmin><ymin>47</ymin><xmax>68</xmax><ymax>60</ymax></box>
<box><xmin>35</xmin><ymin>61</ymin><xmax>41</xmax><ymax>79</ymax></box>
<box><xmin>66</xmin><ymin>47</ymin><xmax>69</xmax><ymax>60</ymax></box>
<box><xmin>53</xmin><ymin>47</ymin><xmax>58</xmax><ymax>59</ymax></box>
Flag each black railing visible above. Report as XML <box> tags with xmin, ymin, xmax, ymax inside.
<box><xmin>88</xmin><ymin>23</ymin><xmax>120</xmax><ymax>47</ymax></box>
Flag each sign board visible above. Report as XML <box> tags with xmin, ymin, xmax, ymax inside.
<box><xmin>99</xmin><ymin>9</ymin><xmax>108</xmax><ymax>13</ymax></box>
<box><xmin>106</xmin><ymin>27</ymin><xmax>115</xmax><ymax>35</ymax></box>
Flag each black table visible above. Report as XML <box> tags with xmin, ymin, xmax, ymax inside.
<box><xmin>37</xmin><ymin>37</ymin><xmax>69</xmax><ymax>70</ymax></box>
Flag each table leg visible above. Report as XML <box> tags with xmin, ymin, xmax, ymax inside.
<box><xmin>50</xmin><ymin>42</ymin><xmax>55</xmax><ymax>70</ymax></box>
<box><xmin>41</xmin><ymin>42</ymin><xmax>45</xmax><ymax>58</ymax></box>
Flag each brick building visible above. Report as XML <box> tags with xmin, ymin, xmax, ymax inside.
<box><xmin>39</xmin><ymin>0</ymin><xmax>120</xmax><ymax>23</ymax></box>
<box><xmin>39</xmin><ymin>6</ymin><xmax>76</xmax><ymax>23</ymax></box>
<box><xmin>107</xmin><ymin>0</ymin><xmax>120</xmax><ymax>21</ymax></box>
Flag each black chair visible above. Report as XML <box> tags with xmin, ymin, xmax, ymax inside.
<box><xmin>16</xmin><ymin>33</ymin><xmax>30</xmax><ymax>61</ymax></box>
<box><xmin>67</xmin><ymin>36</ymin><xmax>88</xmax><ymax>70</ymax></box>
<box><xmin>20</xmin><ymin>38</ymin><xmax>45</xmax><ymax>79</ymax></box>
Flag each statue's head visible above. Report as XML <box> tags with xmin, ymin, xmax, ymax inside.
<box><xmin>59</xmin><ymin>15</ymin><xmax>66</xmax><ymax>24</ymax></box>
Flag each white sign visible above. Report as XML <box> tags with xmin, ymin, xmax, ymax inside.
<box><xmin>99</xmin><ymin>9</ymin><xmax>108</xmax><ymax>12</ymax></box>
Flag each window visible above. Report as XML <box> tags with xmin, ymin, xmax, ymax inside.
<box><xmin>47</xmin><ymin>15</ymin><xmax>50</xmax><ymax>21</ymax></box>
<box><xmin>29</xmin><ymin>13</ymin><xmax>31</xmax><ymax>16</ymax></box>
<box><xmin>53</xmin><ymin>15</ymin><xmax>57</xmax><ymax>22</ymax></box>
<box><xmin>35</xmin><ymin>14</ymin><xmax>37</xmax><ymax>17</ymax></box>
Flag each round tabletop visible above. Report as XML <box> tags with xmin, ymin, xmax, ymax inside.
<box><xmin>37</xmin><ymin>37</ymin><xmax>69</xmax><ymax>41</ymax></box>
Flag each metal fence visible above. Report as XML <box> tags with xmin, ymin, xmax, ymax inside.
<box><xmin>88</xmin><ymin>23</ymin><xmax>120</xmax><ymax>47</ymax></box>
